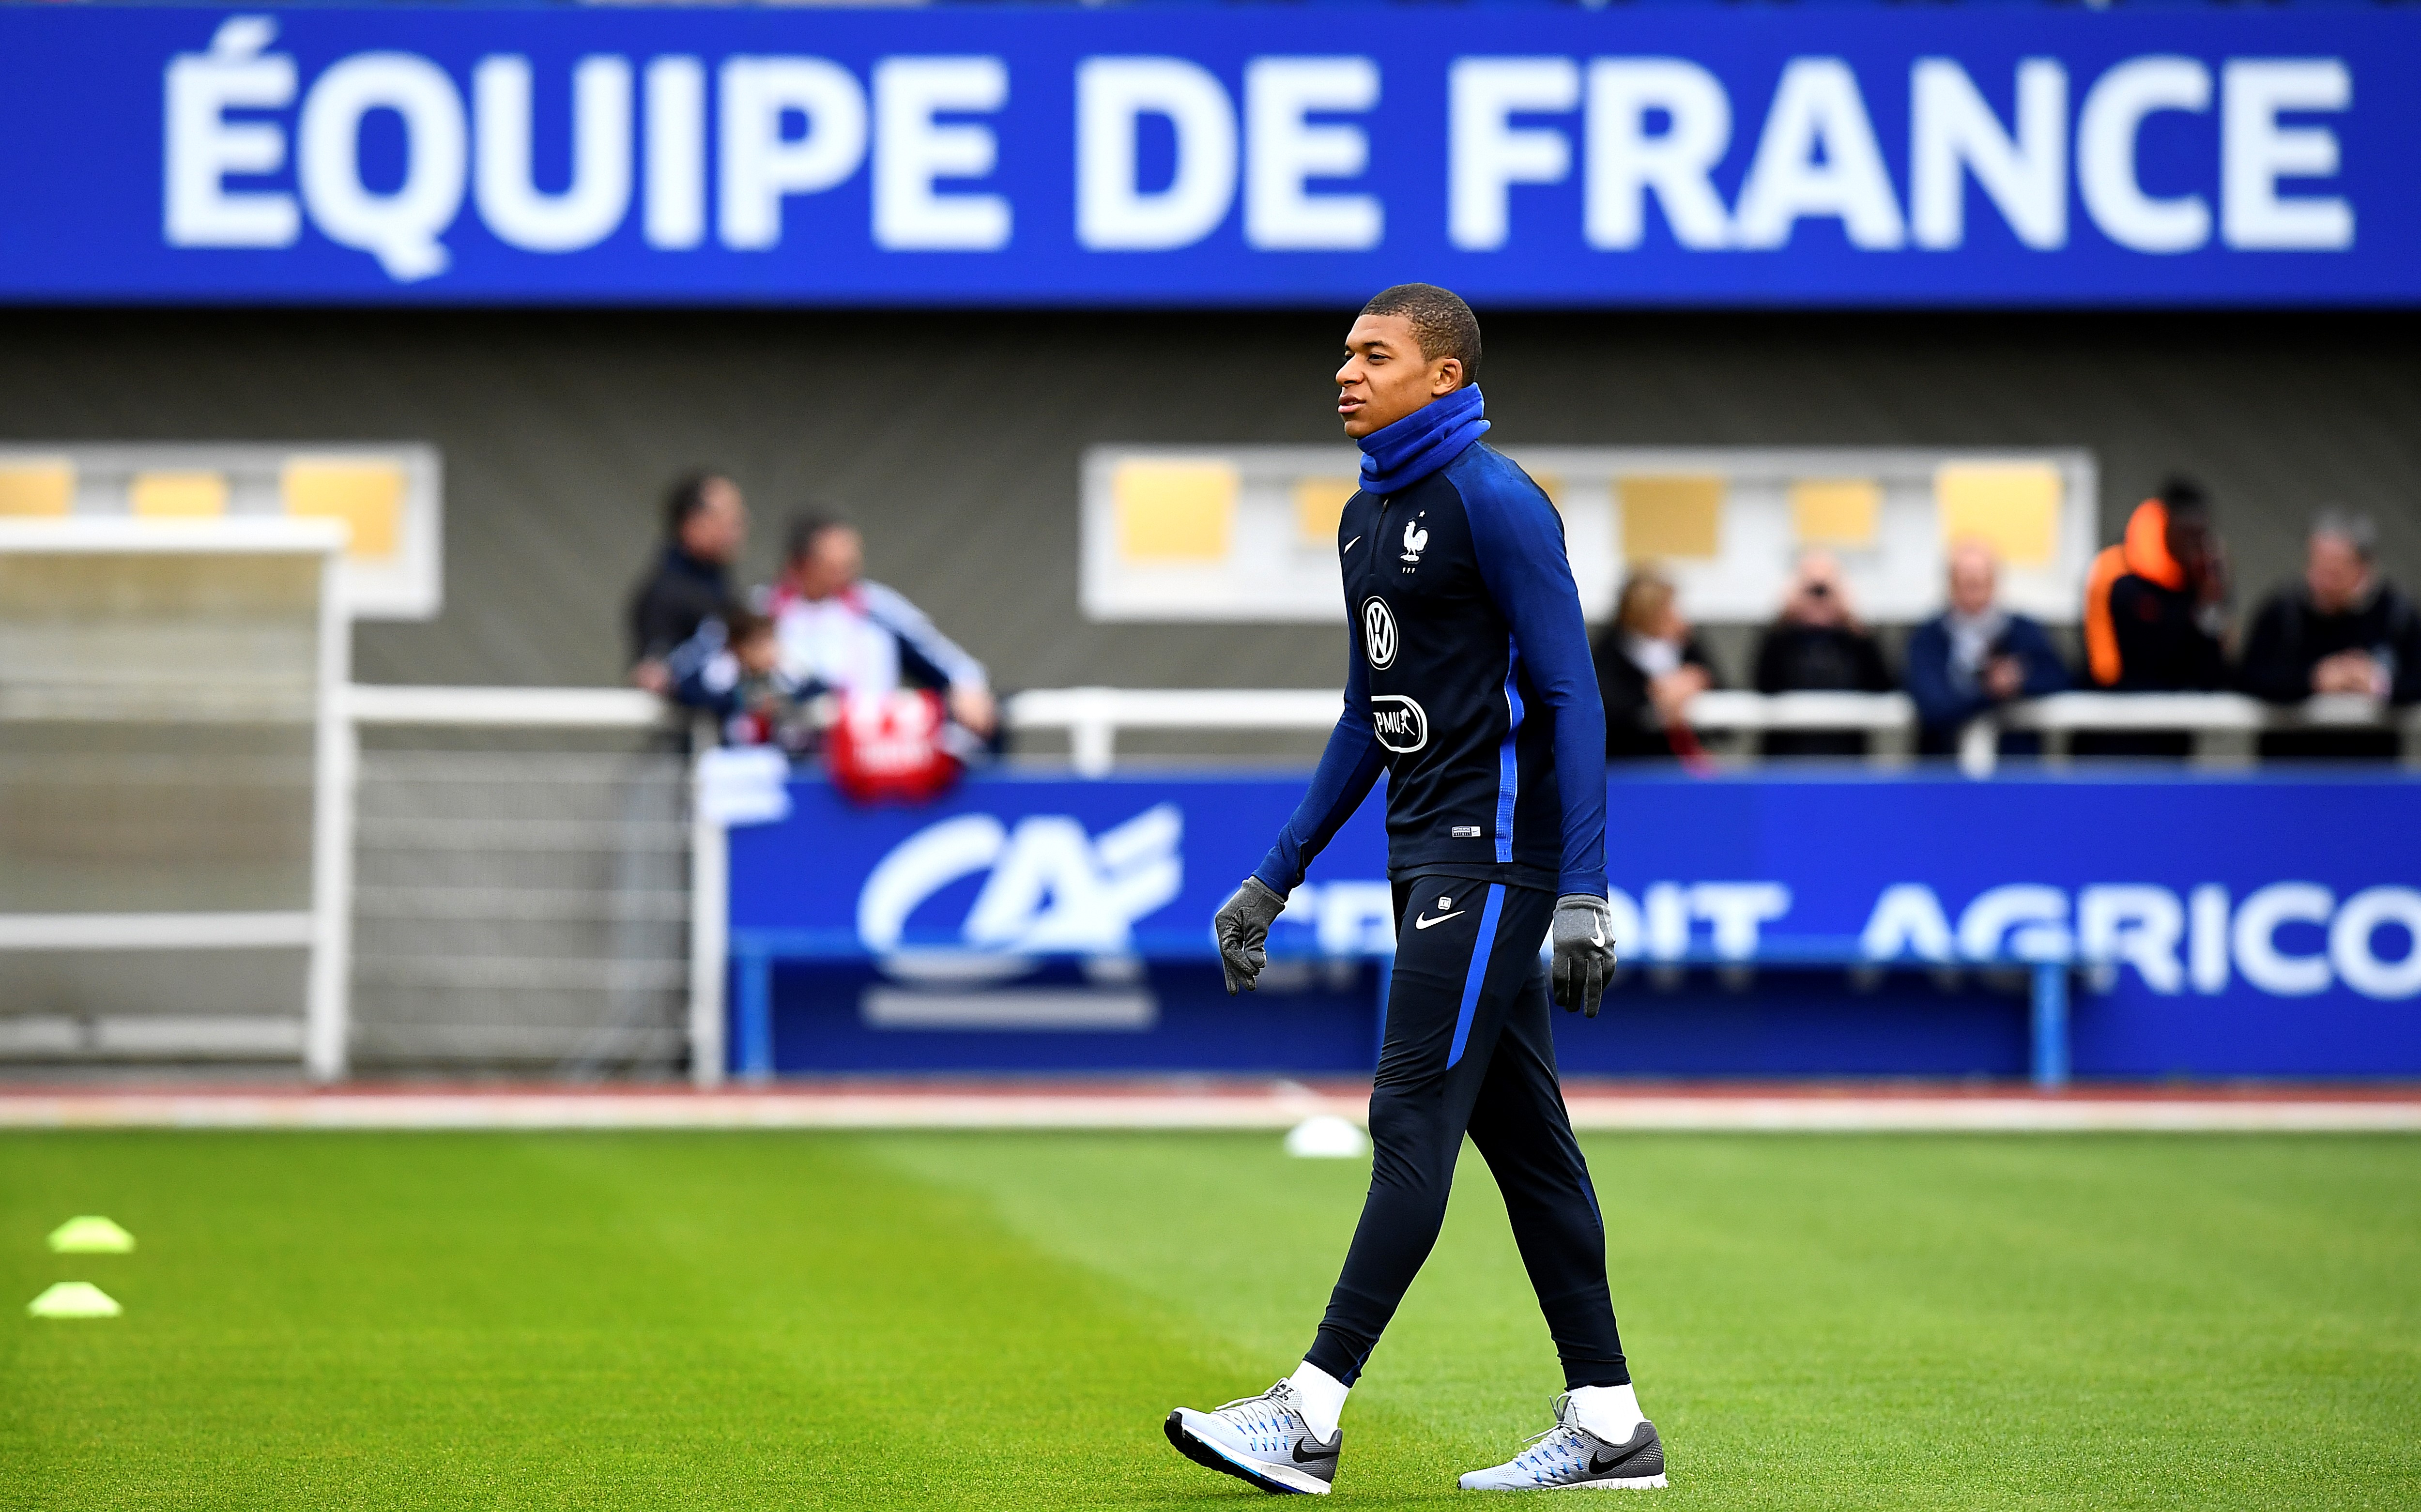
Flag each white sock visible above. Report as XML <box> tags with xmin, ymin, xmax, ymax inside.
<box><xmin>1287</xmin><ymin>1361</ymin><xmax>1350</xmax><ymax>1442</ymax></box>
<box><xmin>1567</xmin><ymin>1383</ymin><xmax>1643</xmax><ymax>1444</ymax></box>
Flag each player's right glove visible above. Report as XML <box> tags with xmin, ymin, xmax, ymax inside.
<box><xmin>1213</xmin><ymin>877</ymin><xmax>1287</xmax><ymax>994</ymax></box>
<box><xmin>1551</xmin><ymin>894</ymin><xmax>1618</xmax><ymax>1019</ymax></box>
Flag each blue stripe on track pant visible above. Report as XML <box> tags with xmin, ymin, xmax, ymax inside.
<box><xmin>1304</xmin><ymin>874</ymin><xmax>1630</xmax><ymax>1392</ymax></box>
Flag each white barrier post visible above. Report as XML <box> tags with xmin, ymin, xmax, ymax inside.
<box><xmin>688</xmin><ymin>745</ymin><xmax>729</xmax><ymax>1090</ymax></box>
<box><xmin>306</xmin><ymin>551</ymin><xmax>354</xmax><ymax>1083</ymax></box>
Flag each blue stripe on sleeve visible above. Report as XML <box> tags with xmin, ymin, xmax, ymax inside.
<box><xmin>1494</xmin><ymin>643</ymin><xmax>1523</xmax><ymax>864</ymax></box>
<box><xmin>1457</xmin><ymin>447</ymin><xmax>1609</xmax><ymax>899</ymax></box>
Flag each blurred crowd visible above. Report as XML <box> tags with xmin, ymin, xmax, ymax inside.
<box><xmin>624</xmin><ymin>472</ymin><xmax>997</xmax><ymax>791</ymax></box>
<box><xmin>623</xmin><ymin>469</ymin><xmax>2415</xmax><ymax>774</ymax></box>
<box><xmin>1595</xmin><ymin>478</ymin><xmax>2421</xmax><ymax>764</ymax></box>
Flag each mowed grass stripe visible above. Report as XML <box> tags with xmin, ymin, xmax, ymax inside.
<box><xmin>2</xmin><ymin>1131</ymin><xmax>2417</xmax><ymax>1510</ymax></box>
<box><xmin>0</xmin><ymin>1131</ymin><xmax>1251</xmax><ymax>1510</ymax></box>
<box><xmin>874</xmin><ymin>1132</ymin><xmax>2421</xmax><ymax>1510</ymax></box>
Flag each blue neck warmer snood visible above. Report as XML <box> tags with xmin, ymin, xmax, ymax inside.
<box><xmin>1357</xmin><ymin>383</ymin><xmax>1490</xmax><ymax>496</ymax></box>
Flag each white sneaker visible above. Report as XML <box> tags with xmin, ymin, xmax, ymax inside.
<box><xmin>1458</xmin><ymin>1393</ymin><xmax>1666</xmax><ymax>1491</ymax></box>
<box><xmin>1164</xmin><ymin>1379</ymin><xmax>1342</xmax><ymax>1495</ymax></box>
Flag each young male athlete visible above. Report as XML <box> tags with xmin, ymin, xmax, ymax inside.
<box><xmin>1163</xmin><ymin>285</ymin><xmax>1661</xmax><ymax>1495</ymax></box>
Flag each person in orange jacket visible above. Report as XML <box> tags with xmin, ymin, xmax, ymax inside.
<box><xmin>2079</xmin><ymin>476</ymin><xmax>2230</xmax><ymax>755</ymax></box>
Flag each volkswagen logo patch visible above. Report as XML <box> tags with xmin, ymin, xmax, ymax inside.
<box><xmin>1362</xmin><ymin>596</ymin><xmax>1398</xmax><ymax>670</ymax></box>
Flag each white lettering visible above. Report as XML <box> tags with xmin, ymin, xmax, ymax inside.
<box><xmin>2222</xmin><ymin>59</ymin><xmax>2352</xmax><ymax>250</ymax></box>
<box><xmin>1076</xmin><ymin>57</ymin><xmax>1236</xmax><ymax>251</ymax></box>
<box><xmin>2231</xmin><ymin>881</ymin><xmax>2333</xmax><ymax>996</ymax></box>
<box><xmin>2077</xmin><ymin>884</ymin><xmax>2183</xmax><ymax>993</ymax></box>
<box><xmin>473</xmin><ymin>55</ymin><xmax>631</xmax><ymax>253</ymax></box>
<box><xmin>1245</xmin><ymin>56</ymin><xmax>1381</xmax><ymax>252</ymax></box>
<box><xmin>1690</xmin><ymin>883</ymin><xmax>1791</xmax><ymax>961</ymax></box>
<box><xmin>1603</xmin><ymin>887</ymin><xmax>1644</xmax><ymax>959</ymax></box>
<box><xmin>298</xmin><ymin>51</ymin><xmax>466</xmax><ymax>282</ymax></box>
<box><xmin>874</xmin><ymin>56</ymin><xmax>1011</xmax><ymax>252</ymax></box>
<box><xmin>1643</xmin><ymin>881</ymin><xmax>1689</xmax><ymax>961</ymax></box>
<box><xmin>1957</xmin><ymin>883</ymin><xmax>2070</xmax><ymax>962</ymax></box>
<box><xmin>718</xmin><ymin>57</ymin><xmax>868</xmax><ymax>251</ymax></box>
<box><xmin>1861</xmin><ymin>883</ymin><xmax>1956</xmax><ymax>963</ymax></box>
<box><xmin>2189</xmin><ymin>883</ymin><xmax>2231</xmax><ymax>993</ymax></box>
<box><xmin>643</xmin><ymin>56</ymin><xmax>706</xmax><ymax>250</ymax></box>
<box><xmin>164</xmin><ymin>15</ymin><xmax>299</xmax><ymax>250</ymax></box>
<box><xmin>2078</xmin><ymin>56</ymin><xmax>2211</xmax><ymax>254</ymax></box>
<box><xmin>1584</xmin><ymin>58</ymin><xmax>1732</xmax><ymax>251</ymax></box>
<box><xmin>1733</xmin><ymin>58</ymin><xmax>1904</xmax><ymax>250</ymax></box>
<box><xmin>2328</xmin><ymin>886</ymin><xmax>2421</xmax><ymax>1000</ymax></box>
<box><xmin>1910</xmin><ymin>57</ymin><xmax>2066</xmax><ymax>250</ymax></box>
<box><xmin>1449</xmin><ymin>57</ymin><xmax>1579</xmax><ymax>252</ymax></box>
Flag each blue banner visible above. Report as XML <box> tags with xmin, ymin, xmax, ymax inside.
<box><xmin>730</xmin><ymin>770</ymin><xmax>2421</xmax><ymax>1078</ymax></box>
<box><xmin>2</xmin><ymin>7</ymin><xmax>2415</xmax><ymax>305</ymax></box>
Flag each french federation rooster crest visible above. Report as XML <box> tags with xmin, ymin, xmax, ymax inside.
<box><xmin>1400</xmin><ymin>516</ymin><xmax>1429</xmax><ymax>564</ymax></box>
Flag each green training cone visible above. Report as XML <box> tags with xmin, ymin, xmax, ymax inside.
<box><xmin>46</xmin><ymin>1216</ymin><xmax>134</xmax><ymax>1254</ymax></box>
<box><xmin>27</xmin><ymin>1282</ymin><xmax>121</xmax><ymax>1319</ymax></box>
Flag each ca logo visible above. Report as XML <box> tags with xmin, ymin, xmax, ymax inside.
<box><xmin>1361</xmin><ymin>597</ymin><xmax>1397</xmax><ymax>670</ymax></box>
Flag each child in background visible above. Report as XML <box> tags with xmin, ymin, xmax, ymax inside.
<box><xmin>668</xmin><ymin>606</ymin><xmax>822</xmax><ymax>752</ymax></box>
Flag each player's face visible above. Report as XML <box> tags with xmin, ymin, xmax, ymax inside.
<box><xmin>1334</xmin><ymin>314</ymin><xmax>1462</xmax><ymax>439</ymax></box>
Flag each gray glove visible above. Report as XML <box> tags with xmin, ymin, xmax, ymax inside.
<box><xmin>1213</xmin><ymin>877</ymin><xmax>1287</xmax><ymax>994</ymax></box>
<box><xmin>1551</xmin><ymin>894</ymin><xmax>1618</xmax><ymax>1018</ymax></box>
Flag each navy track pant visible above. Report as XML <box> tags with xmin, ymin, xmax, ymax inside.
<box><xmin>1303</xmin><ymin>875</ymin><xmax>1629</xmax><ymax>1391</ymax></box>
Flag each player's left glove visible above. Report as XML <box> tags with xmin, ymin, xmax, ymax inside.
<box><xmin>1213</xmin><ymin>877</ymin><xmax>1287</xmax><ymax>994</ymax></box>
<box><xmin>1551</xmin><ymin>894</ymin><xmax>1618</xmax><ymax>1018</ymax></box>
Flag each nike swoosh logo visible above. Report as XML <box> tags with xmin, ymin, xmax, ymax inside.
<box><xmin>1342</xmin><ymin>536</ymin><xmax>1362</xmax><ymax>552</ymax></box>
<box><xmin>1589</xmin><ymin>1452</ymin><xmax>1622</xmax><ymax>1474</ymax></box>
<box><xmin>1293</xmin><ymin>1441</ymin><xmax>1333</xmax><ymax>1464</ymax></box>
<box><xmin>1590</xmin><ymin>920</ymin><xmax>1606</xmax><ymax>948</ymax></box>
<box><xmin>1414</xmin><ymin>910</ymin><xmax>1466</xmax><ymax>930</ymax></box>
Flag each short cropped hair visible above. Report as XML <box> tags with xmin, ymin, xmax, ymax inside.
<box><xmin>1361</xmin><ymin>283</ymin><xmax>1482</xmax><ymax>387</ymax></box>
<box><xmin>785</xmin><ymin>511</ymin><xmax>850</xmax><ymax>565</ymax></box>
<box><xmin>664</xmin><ymin>471</ymin><xmax>731</xmax><ymax>535</ymax></box>
<box><xmin>2157</xmin><ymin>474</ymin><xmax>2210</xmax><ymax>520</ymax></box>
<box><xmin>720</xmin><ymin>603</ymin><xmax>775</xmax><ymax>645</ymax></box>
<box><xmin>2312</xmin><ymin>508</ymin><xmax>2377</xmax><ymax>562</ymax></box>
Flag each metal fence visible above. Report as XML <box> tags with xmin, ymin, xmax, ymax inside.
<box><xmin>3</xmin><ymin>681</ymin><xmax>2415</xmax><ymax>1082</ymax></box>
<box><xmin>344</xmin><ymin>687</ymin><xmax>690</xmax><ymax>1078</ymax></box>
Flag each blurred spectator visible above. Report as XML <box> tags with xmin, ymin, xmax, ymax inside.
<box><xmin>667</xmin><ymin>606</ymin><xmax>816</xmax><ymax>753</ymax></box>
<box><xmin>626</xmin><ymin>472</ymin><xmax>747</xmax><ymax>695</ymax></box>
<box><xmin>1753</xmin><ymin>550</ymin><xmax>1894</xmax><ymax>758</ymax></box>
<box><xmin>770</xmin><ymin>514</ymin><xmax>998</xmax><ymax>740</ymax></box>
<box><xmin>2079</xmin><ymin>477</ymin><xmax>2229</xmax><ymax>757</ymax></box>
<box><xmin>1904</xmin><ymin>540</ymin><xmax>2069</xmax><ymax>757</ymax></box>
<box><xmin>1592</xmin><ymin>570</ymin><xmax>1721</xmax><ymax>761</ymax></box>
<box><xmin>2239</xmin><ymin>510</ymin><xmax>2421</xmax><ymax>760</ymax></box>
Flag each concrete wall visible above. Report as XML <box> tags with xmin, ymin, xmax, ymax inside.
<box><xmin>0</xmin><ymin>307</ymin><xmax>2412</xmax><ymax>692</ymax></box>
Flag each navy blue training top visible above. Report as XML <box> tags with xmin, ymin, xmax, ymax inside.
<box><xmin>1252</xmin><ymin>426</ymin><xmax>1609</xmax><ymax>901</ymax></box>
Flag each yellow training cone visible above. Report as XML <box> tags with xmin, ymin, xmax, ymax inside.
<box><xmin>27</xmin><ymin>1283</ymin><xmax>121</xmax><ymax>1319</ymax></box>
<box><xmin>47</xmin><ymin>1217</ymin><xmax>134</xmax><ymax>1253</ymax></box>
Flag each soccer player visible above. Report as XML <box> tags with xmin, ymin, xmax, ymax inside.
<box><xmin>1162</xmin><ymin>285</ymin><xmax>1660</xmax><ymax>1495</ymax></box>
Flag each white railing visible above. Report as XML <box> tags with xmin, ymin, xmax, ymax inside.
<box><xmin>1007</xmin><ymin>686</ymin><xmax>2421</xmax><ymax>777</ymax></box>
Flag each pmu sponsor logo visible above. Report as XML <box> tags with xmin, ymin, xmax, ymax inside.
<box><xmin>1370</xmin><ymin>694</ymin><xmax>1427</xmax><ymax>754</ymax></box>
<box><xmin>1605</xmin><ymin>879</ymin><xmax>2421</xmax><ymax>1000</ymax></box>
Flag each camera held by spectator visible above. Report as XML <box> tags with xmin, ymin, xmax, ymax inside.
<box><xmin>1752</xmin><ymin>550</ymin><xmax>1894</xmax><ymax>758</ymax></box>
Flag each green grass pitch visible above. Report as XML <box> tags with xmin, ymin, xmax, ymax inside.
<box><xmin>4</xmin><ymin>1130</ymin><xmax>2417</xmax><ymax>1509</ymax></box>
